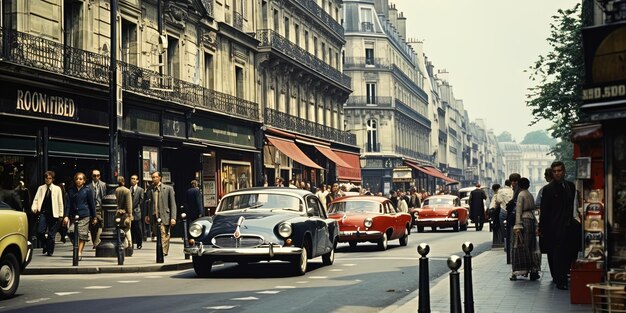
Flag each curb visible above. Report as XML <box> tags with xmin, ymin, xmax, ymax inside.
<box><xmin>24</xmin><ymin>261</ymin><xmax>193</xmax><ymax>275</ymax></box>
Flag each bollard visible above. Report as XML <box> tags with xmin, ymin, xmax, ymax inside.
<box><xmin>504</xmin><ymin>219</ymin><xmax>511</xmax><ymax>264</ymax></box>
<box><xmin>462</xmin><ymin>242</ymin><xmax>474</xmax><ymax>313</ymax></box>
<box><xmin>181</xmin><ymin>213</ymin><xmax>190</xmax><ymax>260</ymax></box>
<box><xmin>417</xmin><ymin>243</ymin><xmax>431</xmax><ymax>313</ymax></box>
<box><xmin>448</xmin><ymin>255</ymin><xmax>462</xmax><ymax>313</ymax></box>
<box><xmin>156</xmin><ymin>217</ymin><xmax>164</xmax><ymax>263</ymax></box>
<box><xmin>115</xmin><ymin>217</ymin><xmax>125</xmax><ymax>265</ymax></box>
<box><xmin>72</xmin><ymin>215</ymin><xmax>79</xmax><ymax>266</ymax></box>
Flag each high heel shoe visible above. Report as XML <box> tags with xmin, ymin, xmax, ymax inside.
<box><xmin>530</xmin><ymin>272</ymin><xmax>540</xmax><ymax>281</ymax></box>
<box><xmin>509</xmin><ymin>274</ymin><xmax>517</xmax><ymax>281</ymax></box>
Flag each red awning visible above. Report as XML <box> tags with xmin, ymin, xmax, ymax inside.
<box><xmin>266</xmin><ymin>136</ymin><xmax>322</xmax><ymax>169</ymax></box>
<box><xmin>421</xmin><ymin>166</ymin><xmax>459</xmax><ymax>184</ymax></box>
<box><xmin>315</xmin><ymin>145</ymin><xmax>352</xmax><ymax>168</ymax></box>
<box><xmin>334</xmin><ymin>150</ymin><xmax>362</xmax><ymax>182</ymax></box>
<box><xmin>405</xmin><ymin>161</ymin><xmax>434</xmax><ymax>176</ymax></box>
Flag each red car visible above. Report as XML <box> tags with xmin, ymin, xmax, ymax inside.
<box><xmin>328</xmin><ymin>196</ymin><xmax>412</xmax><ymax>250</ymax></box>
<box><xmin>412</xmin><ymin>195</ymin><xmax>469</xmax><ymax>232</ymax></box>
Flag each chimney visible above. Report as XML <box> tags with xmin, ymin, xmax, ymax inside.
<box><xmin>408</xmin><ymin>38</ymin><xmax>423</xmax><ymax>57</ymax></box>
<box><xmin>388</xmin><ymin>3</ymin><xmax>398</xmax><ymax>27</ymax></box>
<box><xmin>375</xmin><ymin>0</ymin><xmax>389</xmax><ymax>18</ymax></box>
<box><xmin>397</xmin><ymin>11</ymin><xmax>407</xmax><ymax>39</ymax></box>
<box><xmin>438</xmin><ymin>69</ymin><xmax>449</xmax><ymax>83</ymax></box>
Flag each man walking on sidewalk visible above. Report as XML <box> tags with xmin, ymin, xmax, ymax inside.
<box><xmin>130</xmin><ymin>174</ymin><xmax>144</xmax><ymax>249</ymax></box>
<box><xmin>31</xmin><ymin>171</ymin><xmax>65</xmax><ymax>256</ymax></box>
<box><xmin>88</xmin><ymin>169</ymin><xmax>106</xmax><ymax>249</ymax></box>
<box><xmin>145</xmin><ymin>171</ymin><xmax>177</xmax><ymax>256</ymax></box>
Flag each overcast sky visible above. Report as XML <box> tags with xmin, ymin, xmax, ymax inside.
<box><xmin>391</xmin><ymin>0</ymin><xmax>579</xmax><ymax>142</ymax></box>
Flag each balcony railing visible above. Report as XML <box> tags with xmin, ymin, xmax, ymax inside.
<box><xmin>343</xmin><ymin>57</ymin><xmax>389</xmax><ymax>69</ymax></box>
<box><xmin>233</xmin><ymin>11</ymin><xmax>244</xmax><ymax>31</ymax></box>
<box><xmin>395</xmin><ymin>145</ymin><xmax>431</xmax><ymax>162</ymax></box>
<box><xmin>345</xmin><ymin>96</ymin><xmax>392</xmax><ymax>107</ymax></box>
<box><xmin>291</xmin><ymin>0</ymin><xmax>344</xmax><ymax>38</ymax></box>
<box><xmin>0</xmin><ymin>27</ymin><xmax>260</xmax><ymax>121</ymax></box>
<box><xmin>361</xmin><ymin>22</ymin><xmax>374</xmax><ymax>32</ymax></box>
<box><xmin>264</xmin><ymin>107</ymin><xmax>356</xmax><ymax>145</ymax></box>
<box><xmin>257</xmin><ymin>29</ymin><xmax>351</xmax><ymax>90</ymax></box>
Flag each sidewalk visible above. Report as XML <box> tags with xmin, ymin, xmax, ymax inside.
<box><xmin>24</xmin><ymin>239</ymin><xmax>193</xmax><ymax>275</ymax></box>
<box><xmin>384</xmin><ymin>248</ymin><xmax>593</xmax><ymax>313</ymax></box>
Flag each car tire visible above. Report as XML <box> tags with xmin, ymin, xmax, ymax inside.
<box><xmin>322</xmin><ymin>239</ymin><xmax>336</xmax><ymax>266</ymax></box>
<box><xmin>292</xmin><ymin>240</ymin><xmax>309</xmax><ymax>276</ymax></box>
<box><xmin>399</xmin><ymin>228</ymin><xmax>409</xmax><ymax>246</ymax></box>
<box><xmin>377</xmin><ymin>233</ymin><xmax>388</xmax><ymax>251</ymax></box>
<box><xmin>460</xmin><ymin>222</ymin><xmax>468</xmax><ymax>231</ymax></box>
<box><xmin>417</xmin><ymin>226</ymin><xmax>424</xmax><ymax>233</ymax></box>
<box><xmin>0</xmin><ymin>253</ymin><xmax>20</xmax><ymax>300</ymax></box>
<box><xmin>453</xmin><ymin>221</ymin><xmax>460</xmax><ymax>232</ymax></box>
<box><xmin>192</xmin><ymin>256</ymin><xmax>213</xmax><ymax>278</ymax></box>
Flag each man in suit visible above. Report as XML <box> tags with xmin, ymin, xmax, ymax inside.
<box><xmin>469</xmin><ymin>183</ymin><xmax>487</xmax><ymax>231</ymax></box>
<box><xmin>539</xmin><ymin>161</ymin><xmax>577</xmax><ymax>290</ymax></box>
<box><xmin>114</xmin><ymin>176</ymin><xmax>133</xmax><ymax>249</ymax></box>
<box><xmin>129</xmin><ymin>174</ymin><xmax>144</xmax><ymax>249</ymax></box>
<box><xmin>144</xmin><ymin>171</ymin><xmax>177</xmax><ymax>256</ymax></box>
<box><xmin>185</xmin><ymin>179</ymin><xmax>203</xmax><ymax>221</ymax></box>
<box><xmin>31</xmin><ymin>171</ymin><xmax>65</xmax><ymax>256</ymax></box>
<box><xmin>88</xmin><ymin>169</ymin><xmax>107</xmax><ymax>248</ymax></box>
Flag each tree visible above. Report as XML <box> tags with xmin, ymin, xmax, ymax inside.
<box><xmin>526</xmin><ymin>4</ymin><xmax>583</xmax><ymax>171</ymax></box>
<box><xmin>496</xmin><ymin>131</ymin><xmax>514</xmax><ymax>142</ymax></box>
<box><xmin>521</xmin><ymin>130</ymin><xmax>557</xmax><ymax>146</ymax></box>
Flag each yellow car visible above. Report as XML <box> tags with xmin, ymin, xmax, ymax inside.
<box><xmin>0</xmin><ymin>201</ymin><xmax>32</xmax><ymax>299</ymax></box>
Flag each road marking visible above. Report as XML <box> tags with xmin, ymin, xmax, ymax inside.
<box><xmin>25</xmin><ymin>298</ymin><xmax>50</xmax><ymax>304</ymax></box>
<box><xmin>256</xmin><ymin>290</ymin><xmax>281</xmax><ymax>294</ymax></box>
<box><xmin>55</xmin><ymin>292</ymin><xmax>80</xmax><ymax>296</ymax></box>
<box><xmin>296</xmin><ymin>281</ymin><xmax>309</xmax><ymax>284</ymax></box>
<box><xmin>308</xmin><ymin>276</ymin><xmax>327</xmax><ymax>279</ymax></box>
<box><xmin>342</xmin><ymin>263</ymin><xmax>357</xmax><ymax>266</ymax></box>
<box><xmin>85</xmin><ymin>286</ymin><xmax>112</xmax><ymax>289</ymax></box>
<box><xmin>144</xmin><ymin>275</ymin><xmax>162</xmax><ymax>279</ymax></box>
<box><xmin>329</xmin><ymin>269</ymin><xmax>344</xmax><ymax>272</ymax></box>
<box><xmin>204</xmin><ymin>305</ymin><xmax>238</xmax><ymax>310</ymax></box>
<box><xmin>339</xmin><ymin>257</ymin><xmax>425</xmax><ymax>261</ymax></box>
<box><xmin>230</xmin><ymin>296</ymin><xmax>259</xmax><ymax>301</ymax></box>
<box><xmin>117</xmin><ymin>280</ymin><xmax>140</xmax><ymax>284</ymax></box>
<box><xmin>275</xmin><ymin>285</ymin><xmax>296</xmax><ymax>289</ymax></box>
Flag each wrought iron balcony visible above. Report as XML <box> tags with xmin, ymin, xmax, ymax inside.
<box><xmin>345</xmin><ymin>96</ymin><xmax>392</xmax><ymax>107</ymax></box>
<box><xmin>233</xmin><ymin>11</ymin><xmax>244</xmax><ymax>31</ymax></box>
<box><xmin>291</xmin><ymin>0</ymin><xmax>344</xmax><ymax>38</ymax></box>
<box><xmin>395</xmin><ymin>145</ymin><xmax>431</xmax><ymax>162</ymax></box>
<box><xmin>264</xmin><ymin>107</ymin><xmax>356</xmax><ymax>145</ymax></box>
<box><xmin>343</xmin><ymin>57</ymin><xmax>389</xmax><ymax>69</ymax></box>
<box><xmin>257</xmin><ymin>29</ymin><xmax>351</xmax><ymax>90</ymax></box>
<box><xmin>0</xmin><ymin>28</ymin><xmax>109</xmax><ymax>84</ymax></box>
<box><xmin>120</xmin><ymin>62</ymin><xmax>259</xmax><ymax>121</ymax></box>
<box><xmin>361</xmin><ymin>22</ymin><xmax>375</xmax><ymax>32</ymax></box>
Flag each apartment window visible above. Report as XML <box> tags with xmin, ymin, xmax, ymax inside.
<box><xmin>294</xmin><ymin>24</ymin><xmax>300</xmax><ymax>46</ymax></box>
<box><xmin>204</xmin><ymin>53</ymin><xmax>214</xmax><ymax>89</ymax></box>
<box><xmin>328</xmin><ymin>48</ymin><xmax>332</xmax><ymax>66</ymax></box>
<box><xmin>336</xmin><ymin>52</ymin><xmax>339</xmax><ymax>69</ymax></box>
<box><xmin>121</xmin><ymin>20</ymin><xmax>138</xmax><ymax>65</ymax></box>
<box><xmin>235</xmin><ymin>66</ymin><xmax>244</xmax><ymax>98</ymax></box>
<box><xmin>365</xmin><ymin>48</ymin><xmax>374</xmax><ymax>65</ymax></box>
<box><xmin>273</xmin><ymin>9</ymin><xmax>279</xmax><ymax>31</ymax></box>
<box><xmin>166</xmin><ymin>36</ymin><xmax>180</xmax><ymax>78</ymax></box>
<box><xmin>284</xmin><ymin>17</ymin><xmax>289</xmax><ymax>39</ymax></box>
<box><xmin>304</xmin><ymin>31</ymin><xmax>309</xmax><ymax>52</ymax></box>
<box><xmin>63</xmin><ymin>0</ymin><xmax>82</xmax><ymax>48</ymax></box>
<box><xmin>360</xmin><ymin>8</ymin><xmax>373</xmax><ymax>32</ymax></box>
<box><xmin>367</xmin><ymin>119</ymin><xmax>378</xmax><ymax>152</ymax></box>
<box><xmin>321</xmin><ymin>42</ymin><xmax>326</xmax><ymax>62</ymax></box>
<box><xmin>366</xmin><ymin>83</ymin><xmax>376</xmax><ymax>104</ymax></box>
<box><xmin>313</xmin><ymin>37</ymin><xmax>318</xmax><ymax>57</ymax></box>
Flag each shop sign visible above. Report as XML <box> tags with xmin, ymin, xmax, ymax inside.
<box><xmin>392</xmin><ymin>167</ymin><xmax>413</xmax><ymax>182</ymax></box>
<box><xmin>191</xmin><ymin>117</ymin><xmax>255</xmax><ymax>148</ymax></box>
<box><xmin>15</xmin><ymin>89</ymin><xmax>76</xmax><ymax>119</ymax></box>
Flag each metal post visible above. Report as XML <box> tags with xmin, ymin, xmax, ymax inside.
<box><xmin>108</xmin><ymin>0</ymin><xmax>119</xmax><ymax>181</ymax></box>
<box><xmin>156</xmin><ymin>217</ymin><xmax>164</xmax><ymax>263</ymax></box>
<box><xmin>448</xmin><ymin>255</ymin><xmax>462</xmax><ymax>313</ymax></box>
<box><xmin>504</xmin><ymin>219</ymin><xmax>511</xmax><ymax>264</ymax></box>
<box><xmin>417</xmin><ymin>243</ymin><xmax>431</xmax><ymax>313</ymax></box>
<box><xmin>115</xmin><ymin>217</ymin><xmax>125</xmax><ymax>265</ymax></box>
<box><xmin>72</xmin><ymin>215</ymin><xmax>79</xmax><ymax>266</ymax></box>
<box><xmin>181</xmin><ymin>213</ymin><xmax>190</xmax><ymax>260</ymax></box>
<box><xmin>462</xmin><ymin>242</ymin><xmax>474</xmax><ymax>313</ymax></box>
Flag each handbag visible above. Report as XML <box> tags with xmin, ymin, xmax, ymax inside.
<box><xmin>568</xmin><ymin>218</ymin><xmax>583</xmax><ymax>252</ymax></box>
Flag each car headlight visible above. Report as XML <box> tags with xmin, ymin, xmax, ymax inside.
<box><xmin>450</xmin><ymin>211</ymin><xmax>458</xmax><ymax>218</ymax></box>
<box><xmin>189</xmin><ymin>222</ymin><xmax>204</xmax><ymax>238</ymax></box>
<box><xmin>278</xmin><ymin>222</ymin><xmax>292</xmax><ymax>238</ymax></box>
<box><xmin>413</xmin><ymin>211</ymin><xmax>419</xmax><ymax>218</ymax></box>
<box><xmin>364</xmin><ymin>217</ymin><xmax>373</xmax><ymax>228</ymax></box>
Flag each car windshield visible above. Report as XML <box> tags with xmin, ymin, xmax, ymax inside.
<box><xmin>424</xmin><ymin>197</ymin><xmax>455</xmax><ymax>208</ymax></box>
<box><xmin>328</xmin><ymin>201</ymin><xmax>380</xmax><ymax>214</ymax></box>
<box><xmin>219</xmin><ymin>193</ymin><xmax>302</xmax><ymax>212</ymax></box>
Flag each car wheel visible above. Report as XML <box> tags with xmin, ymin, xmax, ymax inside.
<box><xmin>292</xmin><ymin>240</ymin><xmax>309</xmax><ymax>276</ymax></box>
<box><xmin>399</xmin><ymin>228</ymin><xmax>409</xmax><ymax>246</ymax></box>
<box><xmin>431</xmin><ymin>226</ymin><xmax>437</xmax><ymax>232</ymax></box>
<box><xmin>0</xmin><ymin>253</ymin><xmax>20</xmax><ymax>300</ymax></box>
<box><xmin>460</xmin><ymin>222</ymin><xmax>468</xmax><ymax>231</ymax></box>
<box><xmin>453</xmin><ymin>221</ymin><xmax>460</xmax><ymax>232</ymax></box>
<box><xmin>192</xmin><ymin>256</ymin><xmax>213</xmax><ymax>278</ymax></box>
<box><xmin>377</xmin><ymin>233</ymin><xmax>388</xmax><ymax>251</ymax></box>
<box><xmin>417</xmin><ymin>226</ymin><xmax>424</xmax><ymax>233</ymax></box>
<box><xmin>322</xmin><ymin>239</ymin><xmax>336</xmax><ymax>266</ymax></box>
<box><xmin>348</xmin><ymin>241</ymin><xmax>357</xmax><ymax>249</ymax></box>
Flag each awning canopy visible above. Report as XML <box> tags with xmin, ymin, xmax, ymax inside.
<box><xmin>266</xmin><ymin>136</ymin><xmax>322</xmax><ymax>169</ymax></box>
<box><xmin>314</xmin><ymin>145</ymin><xmax>352</xmax><ymax>168</ymax></box>
<box><xmin>405</xmin><ymin>161</ymin><xmax>433</xmax><ymax>176</ymax></box>
<box><xmin>422</xmin><ymin>166</ymin><xmax>459</xmax><ymax>184</ymax></box>
<box><xmin>334</xmin><ymin>150</ymin><xmax>362</xmax><ymax>182</ymax></box>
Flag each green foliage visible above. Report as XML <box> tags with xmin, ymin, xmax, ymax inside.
<box><xmin>496</xmin><ymin>131</ymin><xmax>514</xmax><ymax>142</ymax></box>
<box><xmin>526</xmin><ymin>3</ymin><xmax>584</xmax><ymax>165</ymax></box>
<box><xmin>521</xmin><ymin>130</ymin><xmax>557</xmax><ymax>146</ymax></box>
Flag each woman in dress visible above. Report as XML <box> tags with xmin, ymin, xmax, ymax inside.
<box><xmin>510</xmin><ymin>177</ymin><xmax>541</xmax><ymax>281</ymax></box>
<box><xmin>63</xmin><ymin>172</ymin><xmax>97</xmax><ymax>260</ymax></box>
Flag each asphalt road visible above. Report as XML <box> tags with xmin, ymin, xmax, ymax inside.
<box><xmin>1</xmin><ymin>227</ymin><xmax>494</xmax><ymax>313</ymax></box>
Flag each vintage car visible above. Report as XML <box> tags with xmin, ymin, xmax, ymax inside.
<box><xmin>327</xmin><ymin>196</ymin><xmax>411</xmax><ymax>250</ymax></box>
<box><xmin>411</xmin><ymin>195</ymin><xmax>469</xmax><ymax>232</ymax></box>
<box><xmin>184</xmin><ymin>187</ymin><xmax>339</xmax><ymax>277</ymax></box>
<box><xmin>0</xmin><ymin>201</ymin><xmax>33</xmax><ymax>299</ymax></box>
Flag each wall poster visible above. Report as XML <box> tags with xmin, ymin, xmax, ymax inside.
<box><xmin>142</xmin><ymin>146</ymin><xmax>159</xmax><ymax>181</ymax></box>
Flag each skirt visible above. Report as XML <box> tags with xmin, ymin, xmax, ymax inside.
<box><xmin>511</xmin><ymin>217</ymin><xmax>541</xmax><ymax>274</ymax></box>
<box><xmin>67</xmin><ymin>216</ymin><xmax>91</xmax><ymax>241</ymax></box>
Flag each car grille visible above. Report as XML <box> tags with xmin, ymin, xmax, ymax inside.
<box><xmin>212</xmin><ymin>235</ymin><xmax>264</xmax><ymax>248</ymax></box>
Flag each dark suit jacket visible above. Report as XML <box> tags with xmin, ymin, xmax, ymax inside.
<box><xmin>145</xmin><ymin>183</ymin><xmax>177</xmax><ymax>225</ymax></box>
<box><xmin>185</xmin><ymin>187</ymin><xmax>203</xmax><ymax>220</ymax></box>
<box><xmin>130</xmin><ymin>185</ymin><xmax>144</xmax><ymax>221</ymax></box>
<box><xmin>88</xmin><ymin>180</ymin><xmax>107</xmax><ymax>209</ymax></box>
<box><xmin>539</xmin><ymin>180</ymin><xmax>576</xmax><ymax>252</ymax></box>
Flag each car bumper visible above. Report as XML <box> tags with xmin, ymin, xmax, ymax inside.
<box><xmin>338</xmin><ymin>230</ymin><xmax>383</xmax><ymax>242</ymax></box>
<box><xmin>415</xmin><ymin>218</ymin><xmax>459</xmax><ymax>227</ymax></box>
<box><xmin>184</xmin><ymin>242</ymin><xmax>303</xmax><ymax>259</ymax></box>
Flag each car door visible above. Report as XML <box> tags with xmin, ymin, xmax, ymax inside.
<box><xmin>384</xmin><ymin>201</ymin><xmax>400</xmax><ymax>239</ymax></box>
<box><xmin>305</xmin><ymin>195</ymin><xmax>328</xmax><ymax>256</ymax></box>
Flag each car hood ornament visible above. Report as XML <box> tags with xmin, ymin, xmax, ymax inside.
<box><xmin>233</xmin><ymin>216</ymin><xmax>245</xmax><ymax>238</ymax></box>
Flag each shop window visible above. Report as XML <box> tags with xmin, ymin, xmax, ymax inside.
<box><xmin>221</xmin><ymin>161</ymin><xmax>252</xmax><ymax>194</ymax></box>
<box><xmin>124</xmin><ymin>108</ymin><xmax>160</xmax><ymax>135</ymax></box>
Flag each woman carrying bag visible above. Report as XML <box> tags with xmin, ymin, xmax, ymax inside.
<box><xmin>510</xmin><ymin>177</ymin><xmax>541</xmax><ymax>281</ymax></box>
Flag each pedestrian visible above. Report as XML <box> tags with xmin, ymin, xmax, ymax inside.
<box><xmin>488</xmin><ymin>183</ymin><xmax>501</xmax><ymax>236</ymax></box>
<box><xmin>539</xmin><ymin>161</ymin><xmax>579</xmax><ymax>290</ymax></box>
<box><xmin>315</xmin><ymin>184</ymin><xmax>328</xmax><ymax>210</ymax></box>
<box><xmin>274</xmin><ymin>177</ymin><xmax>284</xmax><ymax>187</ymax></box>
<box><xmin>396</xmin><ymin>191</ymin><xmax>408</xmax><ymax>213</ymax></box>
<box><xmin>144</xmin><ymin>171</ymin><xmax>177</xmax><ymax>256</ymax></box>
<box><xmin>31</xmin><ymin>171</ymin><xmax>64</xmax><ymax>256</ymax></box>
<box><xmin>469</xmin><ymin>183</ymin><xmax>487</xmax><ymax>231</ymax></box>
<box><xmin>114</xmin><ymin>176</ymin><xmax>133</xmax><ymax>249</ymax></box>
<box><xmin>535</xmin><ymin>168</ymin><xmax>553</xmax><ymax>209</ymax></box>
<box><xmin>505</xmin><ymin>173</ymin><xmax>522</xmax><ymax>257</ymax></box>
<box><xmin>88</xmin><ymin>169</ymin><xmax>106</xmax><ymax>249</ymax></box>
<box><xmin>496</xmin><ymin>179</ymin><xmax>514</xmax><ymax>247</ymax></box>
<box><xmin>0</xmin><ymin>170</ymin><xmax>21</xmax><ymax>211</ymax></box>
<box><xmin>510</xmin><ymin>177</ymin><xmax>540</xmax><ymax>281</ymax></box>
<box><xmin>185</xmin><ymin>179</ymin><xmax>203</xmax><ymax>221</ymax></box>
<box><xmin>63</xmin><ymin>172</ymin><xmax>97</xmax><ymax>260</ymax></box>
<box><xmin>326</xmin><ymin>183</ymin><xmax>344</xmax><ymax>204</ymax></box>
<box><xmin>389</xmin><ymin>190</ymin><xmax>398</xmax><ymax>209</ymax></box>
<box><xmin>408</xmin><ymin>188</ymin><xmax>421</xmax><ymax>209</ymax></box>
<box><xmin>129</xmin><ymin>174</ymin><xmax>144</xmax><ymax>249</ymax></box>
